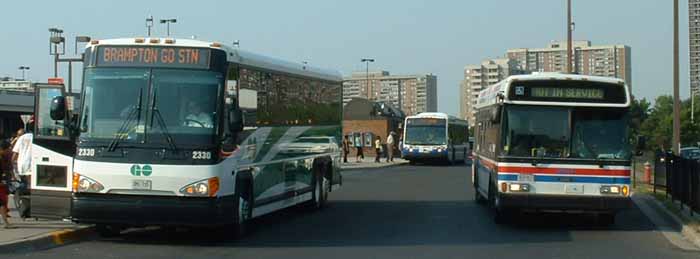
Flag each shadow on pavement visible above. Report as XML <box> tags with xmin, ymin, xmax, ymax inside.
<box><xmin>103</xmin><ymin>199</ymin><xmax>654</xmax><ymax>248</ymax></box>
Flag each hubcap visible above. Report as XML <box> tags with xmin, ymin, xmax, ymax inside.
<box><xmin>239</xmin><ymin>197</ymin><xmax>250</xmax><ymax>223</ymax></box>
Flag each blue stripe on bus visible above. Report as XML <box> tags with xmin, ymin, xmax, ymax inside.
<box><xmin>496</xmin><ymin>174</ymin><xmax>630</xmax><ymax>184</ymax></box>
<box><xmin>497</xmin><ymin>174</ymin><xmax>518</xmax><ymax>181</ymax></box>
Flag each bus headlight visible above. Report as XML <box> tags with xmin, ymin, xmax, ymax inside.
<box><xmin>509</xmin><ymin>183</ymin><xmax>530</xmax><ymax>192</ymax></box>
<box><xmin>72</xmin><ymin>173</ymin><xmax>104</xmax><ymax>193</ymax></box>
<box><xmin>600</xmin><ymin>185</ymin><xmax>628</xmax><ymax>196</ymax></box>
<box><xmin>180</xmin><ymin>177</ymin><xmax>219</xmax><ymax>197</ymax></box>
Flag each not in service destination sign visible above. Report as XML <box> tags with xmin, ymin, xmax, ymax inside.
<box><xmin>530</xmin><ymin>87</ymin><xmax>604</xmax><ymax>100</ymax></box>
<box><xmin>96</xmin><ymin>46</ymin><xmax>210</xmax><ymax>69</ymax></box>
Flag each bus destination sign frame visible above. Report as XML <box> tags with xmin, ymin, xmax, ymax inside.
<box><xmin>508</xmin><ymin>80</ymin><xmax>627</xmax><ymax>104</ymax></box>
<box><xmin>96</xmin><ymin>46</ymin><xmax>211</xmax><ymax>69</ymax></box>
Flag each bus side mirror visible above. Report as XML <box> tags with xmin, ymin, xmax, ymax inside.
<box><xmin>635</xmin><ymin>135</ymin><xmax>646</xmax><ymax>156</ymax></box>
<box><xmin>50</xmin><ymin>96</ymin><xmax>66</xmax><ymax>121</ymax></box>
<box><xmin>228</xmin><ymin>109</ymin><xmax>244</xmax><ymax>132</ymax></box>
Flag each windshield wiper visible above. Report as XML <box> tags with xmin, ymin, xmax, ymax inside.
<box><xmin>149</xmin><ymin>89</ymin><xmax>178</xmax><ymax>152</ymax></box>
<box><xmin>107</xmin><ymin>89</ymin><xmax>143</xmax><ymax>152</ymax></box>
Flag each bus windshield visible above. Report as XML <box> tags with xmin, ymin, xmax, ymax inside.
<box><xmin>80</xmin><ymin>67</ymin><xmax>222</xmax><ymax>147</ymax></box>
<box><xmin>502</xmin><ymin>106</ymin><xmax>569</xmax><ymax>158</ymax></box>
<box><xmin>571</xmin><ymin>109</ymin><xmax>630</xmax><ymax>160</ymax></box>
<box><xmin>501</xmin><ymin>105</ymin><xmax>630</xmax><ymax>160</ymax></box>
<box><xmin>404</xmin><ymin>118</ymin><xmax>447</xmax><ymax>145</ymax></box>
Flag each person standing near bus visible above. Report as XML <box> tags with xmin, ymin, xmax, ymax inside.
<box><xmin>12</xmin><ymin>122</ymin><xmax>33</xmax><ymax>188</ymax></box>
<box><xmin>386</xmin><ymin>132</ymin><xmax>395</xmax><ymax>162</ymax></box>
<box><xmin>374</xmin><ymin>136</ymin><xmax>382</xmax><ymax>163</ymax></box>
<box><xmin>0</xmin><ymin>141</ymin><xmax>12</xmax><ymax>229</ymax></box>
<box><xmin>342</xmin><ymin>136</ymin><xmax>350</xmax><ymax>163</ymax></box>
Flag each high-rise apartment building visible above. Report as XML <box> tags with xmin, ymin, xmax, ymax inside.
<box><xmin>690</xmin><ymin>0</ymin><xmax>700</xmax><ymax>95</ymax></box>
<box><xmin>343</xmin><ymin>71</ymin><xmax>437</xmax><ymax>116</ymax></box>
<box><xmin>459</xmin><ymin>58</ymin><xmax>517</xmax><ymax>125</ymax></box>
<box><xmin>507</xmin><ymin>41</ymin><xmax>631</xmax><ymax>89</ymax></box>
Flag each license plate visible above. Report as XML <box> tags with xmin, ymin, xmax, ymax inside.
<box><xmin>518</xmin><ymin>174</ymin><xmax>534</xmax><ymax>182</ymax></box>
<box><xmin>565</xmin><ymin>184</ymin><xmax>584</xmax><ymax>194</ymax></box>
<box><xmin>132</xmin><ymin>180</ymin><xmax>152</xmax><ymax>190</ymax></box>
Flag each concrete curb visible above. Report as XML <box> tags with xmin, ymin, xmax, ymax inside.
<box><xmin>341</xmin><ymin>161</ymin><xmax>409</xmax><ymax>171</ymax></box>
<box><xmin>632</xmin><ymin>193</ymin><xmax>700</xmax><ymax>249</ymax></box>
<box><xmin>0</xmin><ymin>225</ymin><xmax>95</xmax><ymax>254</ymax></box>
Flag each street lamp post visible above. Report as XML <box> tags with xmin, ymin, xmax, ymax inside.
<box><xmin>160</xmin><ymin>18</ymin><xmax>177</xmax><ymax>36</ymax></box>
<box><xmin>361</xmin><ymin>58</ymin><xmax>375</xmax><ymax>100</ymax></box>
<box><xmin>48</xmin><ymin>27</ymin><xmax>90</xmax><ymax>93</ymax></box>
<box><xmin>146</xmin><ymin>15</ymin><xmax>154</xmax><ymax>37</ymax></box>
<box><xmin>567</xmin><ymin>0</ymin><xmax>574</xmax><ymax>74</ymax></box>
<box><xmin>18</xmin><ymin>66</ymin><xmax>30</xmax><ymax>81</ymax></box>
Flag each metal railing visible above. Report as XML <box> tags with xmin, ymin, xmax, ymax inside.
<box><xmin>653</xmin><ymin>152</ymin><xmax>700</xmax><ymax>216</ymax></box>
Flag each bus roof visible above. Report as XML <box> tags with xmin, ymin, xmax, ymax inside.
<box><xmin>86</xmin><ymin>38</ymin><xmax>343</xmax><ymax>82</ymax></box>
<box><xmin>474</xmin><ymin>73</ymin><xmax>630</xmax><ymax>109</ymax></box>
<box><xmin>406</xmin><ymin>112</ymin><xmax>468</xmax><ymax>125</ymax></box>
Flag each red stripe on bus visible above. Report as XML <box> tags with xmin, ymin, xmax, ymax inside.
<box><xmin>498</xmin><ymin>166</ymin><xmax>630</xmax><ymax>176</ymax></box>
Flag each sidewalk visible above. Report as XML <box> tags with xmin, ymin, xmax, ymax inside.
<box><xmin>0</xmin><ymin>194</ymin><xmax>93</xmax><ymax>253</ymax></box>
<box><xmin>340</xmin><ymin>156</ymin><xmax>408</xmax><ymax>170</ymax></box>
<box><xmin>632</xmin><ymin>185</ymin><xmax>700</xmax><ymax>250</ymax></box>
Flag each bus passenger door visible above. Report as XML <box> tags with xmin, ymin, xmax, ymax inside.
<box><xmin>29</xmin><ymin>84</ymin><xmax>77</xmax><ymax>219</ymax></box>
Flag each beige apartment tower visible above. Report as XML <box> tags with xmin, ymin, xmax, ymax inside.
<box><xmin>507</xmin><ymin>41</ymin><xmax>631</xmax><ymax>89</ymax></box>
<box><xmin>459</xmin><ymin>58</ymin><xmax>517</xmax><ymax>126</ymax></box>
<box><xmin>343</xmin><ymin>71</ymin><xmax>437</xmax><ymax>116</ymax></box>
<box><xmin>690</xmin><ymin>0</ymin><xmax>700</xmax><ymax>95</ymax></box>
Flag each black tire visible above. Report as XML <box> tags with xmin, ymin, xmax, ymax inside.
<box><xmin>234</xmin><ymin>177</ymin><xmax>254</xmax><ymax>238</ymax></box>
<box><xmin>408</xmin><ymin>160</ymin><xmax>417</xmax><ymax>165</ymax></box>
<box><xmin>96</xmin><ymin>224</ymin><xmax>122</xmax><ymax>238</ymax></box>
<box><xmin>308</xmin><ymin>165</ymin><xmax>329</xmax><ymax>210</ymax></box>
<box><xmin>598</xmin><ymin>212</ymin><xmax>616</xmax><ymax>226</ymax></box>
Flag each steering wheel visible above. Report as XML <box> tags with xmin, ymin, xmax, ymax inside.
<box><xmin>184</xmin><ymin>119</ymin><xmax>206</xmax><ymax>128</ymax></box>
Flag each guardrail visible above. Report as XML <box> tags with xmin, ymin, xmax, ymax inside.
<box><xmin>653</xmin><ymin>153</ymin><xmax>700</xmax><ymax>216</ymax></box>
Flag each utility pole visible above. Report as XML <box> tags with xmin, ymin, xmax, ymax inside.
<box><xmin>567</xmin><ymin>0</ymin><xmax>574</xmax><ymax>74</ymax></box>
<box><xmin>673</xmin><ymin>0</ymin><xmax>681</xmax><ymax>154</ymax></box>
<box><xmin>160</xmin><ymin>18</ymin><xmax>177</xmax><ymax>36</ymax></box>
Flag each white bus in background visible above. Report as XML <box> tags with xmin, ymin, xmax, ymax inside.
<box><xmin>401</xmin><ymin>112</ymin><xmax>469</xmax><ymax>165</ymax></box>
<box><xmin>472</xmin><ymin>73</ymin><xmax>642</xmax><ymax>225</ymax></box>
<box><xmin>30</xmin><ymin>37</ymin><xmax>343</xmax><ymax>237</ymax></box>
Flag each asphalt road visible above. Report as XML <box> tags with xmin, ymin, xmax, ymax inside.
<box><xmin>14</xmin><ymin>163</ymin><xmax>700</xmax><ymax>259</ymax></box>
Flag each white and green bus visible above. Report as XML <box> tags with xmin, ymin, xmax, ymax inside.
<box><xmin>31</xmin><ymin>38</ymin><xmax>343</xmax><ymax>237</ymax></box>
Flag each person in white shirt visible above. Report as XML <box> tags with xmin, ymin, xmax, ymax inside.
<box><xmin>12</xmin><ymin>129</ymin><xmax>33</xmax><ymax>185</ymax></box>
<box><xmin>184</xmin><ymin>101</ymin><xmax>213</xmax><ymax>128</ymax></box>
<box><xmin>386</xmin><ymin>132</ymin><xmax>395</xmax><ymax>162</ymax></box>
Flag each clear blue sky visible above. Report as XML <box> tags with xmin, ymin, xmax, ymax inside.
<box><xmin>0</xmin><ymin>0</ymin><xmax>688</xmax><ymax>116</ymax></box>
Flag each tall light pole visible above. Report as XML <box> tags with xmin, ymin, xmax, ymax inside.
<box><xmin>146</xmin><ymin>15</ymin><xmax>154</xmax><ymax>36</ymax></box>
<box><xmin>673</xmin><ymin>0</ymin><xmax>681</xmax><ymax>154</ymax></box>
<box><xmin>567</xmin><ymin>0</ymin><xmax>574</xmax><ymax>74</ymax></box>
<box><xmin>361</xmin><ymin>58</ymin><xmax>375</xmax><ymax>99</ymax></box>
<box><xmin>18</xmin><ymin>66</ymin><xmax>30</xmax><ymax>81</ymax></box>
<box><xmin>160</xmin><ymin>18</ymin><xmax>177</xmax><ymax>36</ymax></box>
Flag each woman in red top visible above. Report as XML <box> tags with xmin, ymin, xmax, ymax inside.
<box><xmin>0</xmin><ymin>140</ymin><xmax>13</xmax><ymax>228</ymax></box>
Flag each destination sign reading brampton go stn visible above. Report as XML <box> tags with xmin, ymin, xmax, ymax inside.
<box><xmin>96</xmin><ymin>46</ymin><xmax>210</xmax><ymax>69</ymax></box>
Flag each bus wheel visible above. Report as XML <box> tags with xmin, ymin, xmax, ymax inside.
<box><xmin>309</xmin><ymin>166</ymin><xmax>329</xmax><ymax>210</ymax></box>
<box><xmin>234</xmin><ymin>179</ymin><xmax>254</xmax><ymax>238</ymax></box>
<box><xmin>597</xmin><ymin>212</ymin><xmax>616</xmax><ymax>226</ymax></box>
<box><xmin>408</xmin><ymin>160</ymin><xmax>416</xmax><ymax>165</ymax></box>
<box><xmin>96</xmin><ymin>224</ymin><xmax>122</xmax><ymax>238</ymax></box>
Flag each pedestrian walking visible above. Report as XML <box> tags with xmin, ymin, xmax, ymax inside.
<box><xmin>374</xmin><ymin>136</ymin><xmax>382</xmax><ymax>163</ymax></box>
<box><xmin>355</xmin><ymin>138</ymin><xmax>364</xmax><ymax>163</ymax></box>
<box><xmin>386</xmin><ymin>132</ymin><xmax>395</xmax><ymax>162</ymax></box>
<box><xmin>342</xmin><ymin>135</ymin><xmax>350</xmax><ymax>163</ymax></box>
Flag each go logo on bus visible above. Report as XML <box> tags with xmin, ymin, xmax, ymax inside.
<box><xmin>130</xmin><ymin>164</ymin><xmax>153</xmax><ymax>176</ymax></box>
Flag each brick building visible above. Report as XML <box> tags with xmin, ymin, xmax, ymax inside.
<box><xmin>343</xmin><ymin>98</ymin><xmax>404</xmax><ymax>157</ymax></box>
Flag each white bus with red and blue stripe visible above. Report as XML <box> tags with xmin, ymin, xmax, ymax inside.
<box><xmin>472</xmin><ymin>73</ymin><xmax>633</xmax><ymax>225</ymax></box>
<box><xmin>401</xmin><ymin>113</ymin><xmax>469</xmax><ymax>165</ymax></box>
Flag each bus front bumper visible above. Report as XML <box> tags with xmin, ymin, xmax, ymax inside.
<box><xmin>402</xmin><ymin>149</ymin><xmax>448</xmax><ymax>160</ymax></box>
<box><xmin>499</xmin><ymin>193</ymin><xmax>632</xmax><ymax>212</ymax></box>
<box><xmin>71</xmin><ymin>193</ymin><xmax>235</xmax><ymax>227</ymax></box>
